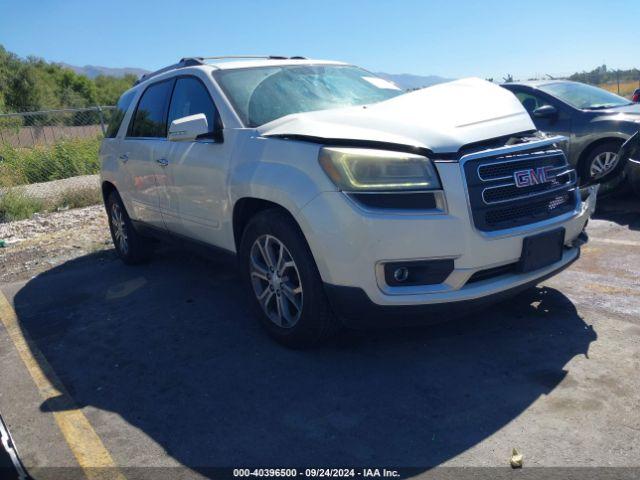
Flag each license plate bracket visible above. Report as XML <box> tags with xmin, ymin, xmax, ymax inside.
<box><xmin>518</xmin><ymin>228</ymin><xmax>565</xmax><ymax>273</ymax></box>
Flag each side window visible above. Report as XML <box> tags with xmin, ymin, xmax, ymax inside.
<box><xmin>105</xmin><ymin>89</ymin><xmax>135</xmax><ymax>138</ymax></box>
<box><xmin>515</xmin><ymin>92</ymin><xmax>551</xmax><ymax>113</ymax></box>
<box><xmin>167</xmin><ymin>77</ymin><xmax>218</xmax><ymax>134</ymax></box>
<box><xmin>128</xmin><ymin>80</ymin><xmax>174</xmax><ymax>138</ymax></box>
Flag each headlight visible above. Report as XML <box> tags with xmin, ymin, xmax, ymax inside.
<box><xmin>319</xmin><ymin>147</ymin><xmax>441</xmax><ymax>191</ymax></box>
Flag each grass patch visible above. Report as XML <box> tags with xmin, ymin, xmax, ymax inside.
<box><xmin>56</xmin><ymin>187</ymin><xmax>102</xmax><ymax>210</ymax></box>
<box><xmin>0</xmin><ymin>186</ymin><xmax>102</xmax><ymax>223</ymax></box>
<box><xmin>0</xmin><ymin>136</ymin><xmax>101</xmax><ymax>186</ymax></box>
<box><xmin>0</xmin><ymin>191</ymin><xmax>44</xmax><ymax>222</ymax></box>
<box><xmin>598</xmin><ymin>80</ymin><xmax>640</xmax><ymax>99</ymax></box>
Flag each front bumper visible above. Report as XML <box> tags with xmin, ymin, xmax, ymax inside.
<box><xmin>296</xmin><ymin>161</ymin><xmax>597</xmax><ymax>316</ymax></box>
<box><xmin>324</xmin><ymin>249</ymin><xmax>580</xmax><ymax>328</ymax></box>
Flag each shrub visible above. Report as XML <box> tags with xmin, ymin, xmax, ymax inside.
<box><xmin>0</xmin><ymin>136</ymin><xmax>101</xmax><ymax>186</ymax></box>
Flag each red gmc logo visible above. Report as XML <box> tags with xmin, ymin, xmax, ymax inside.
<box><xmin>514</xmin><ymin>166</ymin><xmax>553</xmax><ymax>188</ymax></box>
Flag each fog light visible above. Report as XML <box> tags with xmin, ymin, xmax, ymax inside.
<box><xmin>383</xmin><ymin>259</ymin><xmax>455</xmax><ymax>287</ymax></box>
<box><xmin>393</xmin><ymin>267</ymin><xmax>410</xmax><ymax>282</ymax></box>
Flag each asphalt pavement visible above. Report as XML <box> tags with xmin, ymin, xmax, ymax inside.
<box><xmin>0</xmin><ymin>197</ymin><xmax>638</xmax><ymax>479</ymax></box>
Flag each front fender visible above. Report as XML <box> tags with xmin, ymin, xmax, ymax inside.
<box><xmin>226</xmin><ymin>136</ymin><xmax>338</xmax><ymax>250</ymax></box>
<box><xmin>229</xmin><ymin>136</ymin><xmax>336</xmax><ymax>213</ymax></box>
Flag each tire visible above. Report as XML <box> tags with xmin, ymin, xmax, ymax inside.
<box><xmin>239</xmin><ymin>209</ymin><xmax>339</xmax><ymax>348</ymax></box>
<box><xmin>630</xmin><ymin>164</ymin><xmax>640</xmax><ymax>199</ymax></box>
<box><xmin>106</xmin><ymin>191</ymin><xmax>153</xmax><ymax>265</ymax></box>
<box><xmin>579</xmin><ymin>141</ymin><xmax>623</xmax><ymax>195</ymax></box>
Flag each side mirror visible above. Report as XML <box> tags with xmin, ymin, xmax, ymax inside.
<box><xmin>168</xmin><ymin>113</ymin><xmax>210</xmax><ymax>142</ymax></box>
<box><xmin>532</xmin><ymin>105</ymin><xmax>558</xmax><ymax>119</ymax></box>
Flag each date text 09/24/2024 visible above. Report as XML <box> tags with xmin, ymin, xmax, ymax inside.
<box><xmin>233</xmin><ymin>468</ymin><xmax>400</xmax><ymax>477</ymax></box>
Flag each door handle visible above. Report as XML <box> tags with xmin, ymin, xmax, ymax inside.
<box><xmin>156</xmin><ymin>158</ymin><xmax>169</xmax><ymax>167</ymax></box>
<box><xmin>118</xmin><ymin>153</ymin><xmax>129</xmax><ymax>162</ymax></box>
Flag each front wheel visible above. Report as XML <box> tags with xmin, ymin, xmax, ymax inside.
<box><xmin>239</xmin><ymin>209</ymin><xmax>339</xmax><ymax>348</ymax></box>
<box><xmin>580</xmin><ymin>141</ymin><xmax>624</xmax><ymax>195</ymax></box>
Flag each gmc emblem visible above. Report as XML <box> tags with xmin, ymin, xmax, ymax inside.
<box><xmin>513</xmin><ymin>166</ymin><xmax>553</xmax><ymax>188</ymax></box>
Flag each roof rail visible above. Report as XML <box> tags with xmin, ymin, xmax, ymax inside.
<box><xmin>134</xmin><ymin>55</ymin><xmax>309</xmax><ymax>85</ymax></box>
<box><xmin>134</xmin><ymin>57</ymin><xmax>204</xmax><ymax>85</ymax></box>
<box><xmin>194</xmin><ymin>55</ymin><xmax>307</xmax><ymax>62</ymax></box>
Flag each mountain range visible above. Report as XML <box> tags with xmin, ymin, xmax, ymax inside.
<box><xmin>61</xmin><ymin>63</ymin><xmax>452</xmax><ymax>90</ymax></box>
<box><xmin>58</xmin><ymin>63</ymin><xmax>150</xmax><ymax>79</ymax></box>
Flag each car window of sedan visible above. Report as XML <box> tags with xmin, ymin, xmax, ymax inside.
<box><xmin>515</xmin><ymin>92</ymin><xmax>551</xmax><ymax>113</ymax></box>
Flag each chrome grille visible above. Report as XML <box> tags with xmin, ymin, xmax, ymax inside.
<box><xmin>477</xmin><ymin>151</ymin><xmax>567</xmax><ymax>180</ymax></box>
<box><xmin>463</xmin><ymin>140</ymin><xmax>578</xmax><ymax>232</ymax></box>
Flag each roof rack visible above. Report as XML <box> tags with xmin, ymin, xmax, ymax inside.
<box><xmin>134</xmin><ymin>55</ymin><xmax>308</xmax><ymax>85</ymax></box>
<box><xmin>191</xmin><ymin>55</ymin><xmax>307</xmax><ymax>62</ymax></box>
<box><xmin>134</xmin><ymin>58</ymin><xmax>203</xmax><ymax>85</ymax></box>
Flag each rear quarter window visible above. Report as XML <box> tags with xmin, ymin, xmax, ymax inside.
<box><xmin>105</xmin><ymin>89</ymin><xmax>136</xmax><ymax>138</ymax></box>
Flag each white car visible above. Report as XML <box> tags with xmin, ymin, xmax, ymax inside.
<box><xmin>100</xmin><ymin>56</ymin><xmax>596</xmax><ymax>347</ymax></box>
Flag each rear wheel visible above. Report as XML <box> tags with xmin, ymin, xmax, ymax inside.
<box><xmin>106</xmin><ymin>191</ymin><xmax>153</xmax><ymax>264</ymax></box>
<box><xmin>239</xmin><ymin>209</ymin><xmax>339</xmax><ymax>347</ymax></box>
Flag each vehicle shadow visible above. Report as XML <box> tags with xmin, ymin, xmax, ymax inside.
<box><xmin>12</xmin><ymin>248</ymin><xmax>596</xmax><ymax>475</ymax></box>
<box><xmin>593</xmin><ymin>193</ymin><xmax>640</xmax><ymax>231</ymax></box>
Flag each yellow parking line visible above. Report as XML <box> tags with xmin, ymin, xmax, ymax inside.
<box><xmin>0</xmin><ymin>291</ymin><xmax>126</xmax><ymax>480</ymax></box>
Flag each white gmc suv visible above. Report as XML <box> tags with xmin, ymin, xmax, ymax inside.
<box><xmin>100</xmin><ymin>56</ymin><xmax>597</xmax><ymax>347</ymax></box>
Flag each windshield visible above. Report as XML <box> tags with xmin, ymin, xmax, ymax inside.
<box><xmin>213</xmin><ymin>65</ymin><xmax>403</xmax><ymax>127</ymax></box>
<box><xmin>539</xmin><ymin>82</ymin><xmax>632</xmax><ymax>110</ymax></box>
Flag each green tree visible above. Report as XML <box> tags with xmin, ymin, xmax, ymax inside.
<box><xmin>0</xmin><ymin>44</ymin><xmax>136</xmax><ymax>114</ymax></box>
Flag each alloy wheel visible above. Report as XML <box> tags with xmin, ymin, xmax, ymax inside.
<box><xmin>111</xmin><ymin>203</ymin><xmax>129</xmax><ymax>255</ymax></box>
<box><xmin>249</xmin><ymin>234</ymin><xmax>303</xmax><ymax>328</ymax></box>
<box><xmin>590</xmin><ymin>151</ymin><xmax>619</xmax><ymax>179</ymax></box>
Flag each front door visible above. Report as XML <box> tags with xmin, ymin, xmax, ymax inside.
<box><xmin>155</xmin><ymin>75</ymin><xmax>232</xmax><ymax>246</ymax></box>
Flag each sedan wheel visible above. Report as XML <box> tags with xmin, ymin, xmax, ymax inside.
<box><xmin>589</xmin><ymin>151</ymin><xmax>619</xmax><ymax>180</ymax></box>
<box><xmin>249</xmin><ymin>234</ymin><xmax>303</xmax><ymax>328</ymax></box>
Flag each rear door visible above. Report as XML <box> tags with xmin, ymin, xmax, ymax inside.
<box><xmin>120</xmin><ymin>78</ymin><xmax>175</xmax><ymax>229</ymax></box>
<box><xmin>155</xmin><ymin>75</ymin><xmax>231</xmax><ymax>245</ymax></box>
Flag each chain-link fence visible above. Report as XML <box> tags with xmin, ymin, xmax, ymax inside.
<box><xmin>0</xmin><ymin>106</ymin><xmax>115</xmax><ymax>148</ymax></box>
<box><xmin>0</xmin><ymin>106</ymin><xmax>115</xmax><ymax>222</ymax></box>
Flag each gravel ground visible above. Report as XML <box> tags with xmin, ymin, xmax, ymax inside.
<box><xmin>0</xmin><ymin>204</ymin><xmax>110</xmax><ymax>283</ymax></box>
<box><xmin>9</xmin><ymin>174</ymin><xmax>99</xmax><ymax>202</ymax></box>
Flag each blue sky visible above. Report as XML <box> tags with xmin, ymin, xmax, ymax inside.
<box><xmin>0</xmin><ymin>0</ymin><xmax>637</xmax><ymax>79</ymax></box>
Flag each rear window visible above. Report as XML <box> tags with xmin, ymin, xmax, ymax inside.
<box><xmin>105</xmin><ymin>89</ymin><xmax>135</xmax><ymax>138</ymax></box>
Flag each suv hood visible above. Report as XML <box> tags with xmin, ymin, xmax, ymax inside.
<box><xmin>258</xmin><ymin>77</ymin><xmax>535</xmax><ymax>154</ymax></box>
